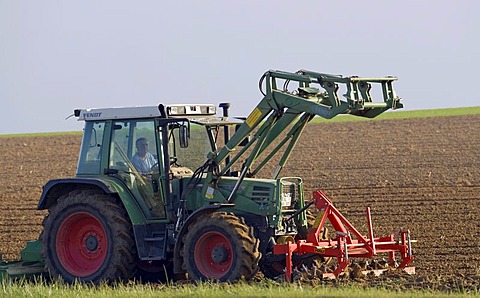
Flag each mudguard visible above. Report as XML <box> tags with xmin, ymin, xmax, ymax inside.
<box><xmin>37</xmin><ymin>177</ymin><xmax>145</xmax><ymax>225</ymax></box>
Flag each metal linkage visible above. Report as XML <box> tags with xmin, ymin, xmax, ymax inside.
<box><xmin>273</xmin><ymin>190</ymin><xmax>415</xmax><ymax>282</ymax></box>
<box><xmin>261</xmin><ymin>69</ymin><xmax>403</xmax><ymax>118</ymax></box>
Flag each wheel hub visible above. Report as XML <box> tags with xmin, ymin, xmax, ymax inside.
<box><xmin>211</xmin><ymin>246</ymin><xmax>228</xmax><ymax>263</ymax></box>
<box><xmin>85</xmin><ymin>235</ymin><xmax>99</xmax><ymax>251</ymax></box>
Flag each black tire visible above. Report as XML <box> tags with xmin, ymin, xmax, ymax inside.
<box><xmin>40</xmin><ymin>190</ymin><xmax>137</xmax><ymax>284</ymax></box>
<box><xmin>181</xmin><ymin>212</ymin><xmax>261</xmax><ymax>282</ymax></box>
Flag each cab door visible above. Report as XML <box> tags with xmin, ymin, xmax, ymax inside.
<box><xmin>109</xmin><ymin>119</ymin><xmax>167</xmax><ymax>219</ymax></box>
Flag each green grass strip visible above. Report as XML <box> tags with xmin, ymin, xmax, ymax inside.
<box><xmin>0</xmin><ymin>278</ymin><xmax>474</xmax><ymax>298</ymax></box>
<box><xmin>1</xmin><ymin>106</ymin><xmax>479</xmax><ymax>138</ymax></box>
<box><xmin>310</xmin><ymin>106</ymin><xmax>480</xmax><ymax>123</ymax></box>
<box><xmin>0</xmin><ymin>131</ymin><xmax>82</xmax><ymax>139</ymax></box>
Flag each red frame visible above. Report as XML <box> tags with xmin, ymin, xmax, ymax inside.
<box><xmin>274</xmin><ymin>190</ymin><xmax>414</xmax><ymax>281</ymax></box>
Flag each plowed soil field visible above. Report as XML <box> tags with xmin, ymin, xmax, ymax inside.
<box><xmin>1</xmin><ymin>114</ymin><xmax>479</xmax><ymax>291</ymax></box>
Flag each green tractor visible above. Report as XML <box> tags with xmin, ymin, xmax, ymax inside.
<box><xmin>1</xmin><ymin>69</ymin><xmax>407</xmax><ymax>283</ymax></box>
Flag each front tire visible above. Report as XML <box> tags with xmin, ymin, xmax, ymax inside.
<box><xmin>40</xmin><ymin>190</ymin><xmax>136</xmax><ymax>284</ymax></box>
<box><xmin>181</xmin><ymin>212</ymin><xmax>261</xmax><ymax>282</ymax></box>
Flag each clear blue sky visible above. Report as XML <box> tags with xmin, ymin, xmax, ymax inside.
<box><xmin>1</xmin><ymin>1</ymin><xmax>478</xmax><ymax>134</ymax></box>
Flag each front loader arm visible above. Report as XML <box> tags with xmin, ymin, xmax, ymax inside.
<box><xmin>204</xmin><ymin>69</ymin><xmax>402</xmax><ymax>201</ymax></box>
<box><xmin>213</xmin><ymin>69</ymin><xmax>402</xmax><ymax>167</ymax></box>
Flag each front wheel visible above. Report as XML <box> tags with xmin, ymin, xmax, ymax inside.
<box><xmin>181</xmin><ymin>212</ymin><xmax>261</xmax><ymax>282</ymax></box>
<box><xmin>40</xmin><ymin>190</ymin><xmax>136</xmax><ymax>284</ymax></box>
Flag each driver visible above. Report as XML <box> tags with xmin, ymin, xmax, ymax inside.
<box><xmin>131</xmin><ymin>137</ymin><xmax>157</xmax><ymax>174</ymax></box>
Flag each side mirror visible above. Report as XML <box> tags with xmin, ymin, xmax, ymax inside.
<box><xmin>179</xmin><ymin>124</ymin><xmax>189</xmax><ymax>148</ymax></box>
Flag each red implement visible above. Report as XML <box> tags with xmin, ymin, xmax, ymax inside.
<box><xmin>273</xmin><ymin>190</ymin><xmax>415</xmax><ymax>281</ymax></box>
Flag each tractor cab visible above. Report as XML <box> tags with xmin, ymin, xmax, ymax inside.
<box><xmin>74</xmin><ymin>104</ymin><xmax>239</xmax><ymax>220</ymax></box>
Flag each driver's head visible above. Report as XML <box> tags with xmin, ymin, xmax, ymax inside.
<box><xmin>135</xmin><ymin>137</ymin><xmax>149</xmax><ymax>155</ymax></box>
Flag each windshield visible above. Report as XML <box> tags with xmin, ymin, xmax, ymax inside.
<box><xmin>169</xmin><ymin>122</ymin><xmax>212</xmax><ymax>170</ymax></box>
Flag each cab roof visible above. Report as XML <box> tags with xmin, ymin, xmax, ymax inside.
<box><xmin>75</xmin><ymin>104</ymin><xmax>217</xmax><ymax>121</ymax></box>
<box><xmin>74</xmin><ymin>103</ymin><xmax>243</xmax><ymax>126</ymax></box>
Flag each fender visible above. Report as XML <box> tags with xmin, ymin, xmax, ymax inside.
<box><xmin>37</xmin><ymin>177</ymin><xmax>145</xmax><ymax>225</ymax></box>
<box><xmin>172</xmin><ymin>203</ymin><xmax>235</xmax><ymax>275</ymax></box>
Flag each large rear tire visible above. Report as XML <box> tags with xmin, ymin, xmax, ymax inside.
<box><xmin>40</xmin><ymin>190</ymin><xmax>136</xmax><ymax>284</ymax></box>
<box><xmin>181</xmin><ymin>212</ymin><xmax>261</xmax><ymax>282</ymax></box>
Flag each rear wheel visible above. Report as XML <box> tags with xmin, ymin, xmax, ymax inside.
<box><xmin>40</xmin><ymin>190</ymin><xmax>136</xmax><ymax>284</ymax></box>
<box><xmin>181</xmin><ymin>212</ymin><xmax>261</xmax><ymax>282</ymax></box>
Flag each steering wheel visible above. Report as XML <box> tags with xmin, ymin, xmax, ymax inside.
<box><xmin>150</xmin><ymin>162</ymin><xmax>159</xmax><ymax>172</ymax></box>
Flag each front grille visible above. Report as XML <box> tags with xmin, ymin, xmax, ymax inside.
<box><xmin>251</xmin><ymin>185</ymin><xmax>272</xmax><ymax>201</ymax></box>
<box><xmin>280</xmin><ymin>178</ymin><xmax>302</xmax><ymax>209</ymax></box>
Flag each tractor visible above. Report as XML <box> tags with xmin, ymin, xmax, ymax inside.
<box><xmin>0</xmin><ymin>69</ymin><xmax>414</xmax><ymax>283</ymax></box>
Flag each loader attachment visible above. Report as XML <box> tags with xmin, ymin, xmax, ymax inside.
<box><xmin>0</xmin><ymin>240</ymin><xmax>45</xmax><ymax>280</ymax></box>
<box><xmin>262</xmin><ymin>69</ymin><xmax>403</xmax><ymax>119</ymax></box>
<box><xmin>211</xmin><ymin>69</ymin><xmax>404</xmax><ymax>200</ymax></box>
<box><xmin>274</xmin><ymin>190</ymin><xmax>415</xmax><ymax>282</ymax></box>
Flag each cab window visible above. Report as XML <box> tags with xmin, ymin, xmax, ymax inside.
<box><xmin>77</xmin><ymin>121</ymin><xmax>105</xmax><ymax>175</ymax></box>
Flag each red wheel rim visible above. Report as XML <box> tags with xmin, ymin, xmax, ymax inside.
<box><xmin>56</xmin><ymin>212</ymin><xmax>108</xmax><ymax>277</ymax></box>
<box><xmin>194</xmin><ymin>231</ymin><xmax>233</xmax><ymax>279</ymax></box>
